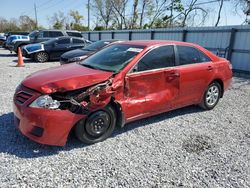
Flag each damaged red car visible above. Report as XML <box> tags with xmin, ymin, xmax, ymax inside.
<box><xmin>13</xmin><ymin>40</ymin><xmax>232</xmax><ymax>146</ymax></box>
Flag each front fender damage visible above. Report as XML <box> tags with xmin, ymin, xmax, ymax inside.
<box><xmin>51</xmin><ymin>77</ymin><xmax>118</xmax><ymax>115</ymax></box>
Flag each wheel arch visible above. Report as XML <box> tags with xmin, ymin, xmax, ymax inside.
<box><xmin>210</xmin><ymin>78</ymin><xmax>224</xmax><ymax>98</ymax></box>
<box><xmin>109</xmin><ymin>97</ymin><xmax>126</xmax><ymax>128</ymax></box>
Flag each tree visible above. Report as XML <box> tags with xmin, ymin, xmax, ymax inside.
<box><xmin>69</xmin><ymin>10</ymin><xmax>87</xmax><ymax>30</ymax></box>
<box><xmin>131</xmin><ymin>0</ymin><xmax>139</xmax><ymax>28</ymax></box>
<box><xmin>111</xmin><ymin>0</ymin><xmax>129</xmax><ymax>29</ymax></box>
<box><xmin>139</xmin><ymin>0</ymin><xmax>152</xmax><ymax>28</ymax></box>
<box><xmin>19</xmin><ymin>15</ymin><xmax>37</xmax><ymax>31</ymax></box>
<box><xmin>48</xmin><ymin>11</ymin><xmax>68</xmax><ymax>29</ymax></box>
<box><xmin>91</xmin><ymin>0</ymin><xmax>114</xmax><ymax>29</ymax></box>
<box><xmin>215</xmin><ymin>0</ymin><xmax>224</xmax><ymax>26</ymax></box>
<box><xmin>177</xmin><ymin>0</ymin><xmax>208</xmax><ymax>27</ymax></box>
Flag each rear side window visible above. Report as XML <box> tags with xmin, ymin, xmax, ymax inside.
<box><xmin>57</xmin><ymin>38</ymin><xmax>70</xmax><ymax>44</ymax></box>
<box><xmin>73</xmin><ymin>38</ymin><xmax>84</xmax><ymax>44</ymax></box>
<box><xmin>49</xmin><ymin>31</ymin><xmax>64</xmax><ymax>38</ymax></box>
<box><xmin>43</xmin><ymin>31</ymin><xmax>49</xmax><ymax>37</ymax></box>
<box><xmin>66</xmin><ymin>32</ymin><xmax>82</xmax><ymax>38</ymax></box>
<box><xmin>137</xmin><ymin>45</ymin><xmax>175</xmax><ymax>72</ymax></box>
<box><xmin>177</xmin><ymin>46</ymin><xmax>211</xmax><ymax>65</ymax></box>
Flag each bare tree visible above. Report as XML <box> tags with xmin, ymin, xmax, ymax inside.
<box><xmin>139</xmin><ymin>0</ymin><xmax>152</xmax><ymax>28</ymax></box>
<box><xmin>131</xmin><ymin>0</ymin><xmax>139</xmax><ymax>28</ymax></box>
<box><xmin>148</xmin><ymin>0</ymin><xmax>170</xmax><ymax>27</ymax></box>
<box><xmin>177</xmin><ymin>0</ymin><xmax>208</xmax><ymax>27</ymax></box>
<box><xmin>19</xmin><ymin>15</ymin><xmax>36</xmax><ymax>31</ymax></box>
<box><xmin>215</xmin><ymin>0</ymin><xmax>224</xmax><ymax>26</ymax></box>
<box><xmin>91</xmin><ymin>0</ymin><xmax>113</xmax><ymax>29</ymax></box>
<box><xmin>48</xmin><ymin>11</ymin><xmax>68</xmax><ymax>29</ymax></box>
<box><xmin>111</xmin><ymin>0</ymin><xmax>129</xmax><ymax>29</ymax></box>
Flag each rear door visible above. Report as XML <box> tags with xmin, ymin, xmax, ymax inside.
<box><xmin>71</xmin><ymin>38</ymin><xmax>85</xmax><ymax>50</ymax></box>
<box><xmin>175</xmin><ymin>45</ymin><xmax>214</xmax><ymax>105</ymax></box>
<box><xmin>50</xmin><ymin>38</ymin><xmax>71</xmax><ymax>59</ymax></box>
<box><xmin>124</xmin><ymin>45</ymin><xmax>180</xmax><ymax>119</ymax></box>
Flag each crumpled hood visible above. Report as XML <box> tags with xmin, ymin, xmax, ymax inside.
<box><xmin>61</xmin><ymin>49</ymin><xmax>93</xmax><ymax>59</ymax></box>
<box><xmin>22</xmin><ymin>63</ymin><xmax>113</xmax><ymax>94</ymax></box>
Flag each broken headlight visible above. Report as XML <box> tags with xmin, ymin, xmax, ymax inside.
<box><xmin>30</xmin><ymin>95</ymin><xmax>60</xmax><ymax>110</ymax></box>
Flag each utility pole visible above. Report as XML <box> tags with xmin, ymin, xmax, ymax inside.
<box><xmin>34</xmin><ymin>3</ymin><xmax>38</xmax><ymax>29</ymax></box>
<box><xmin>88</xmin><ymin>0</ymin><xmax>90</xmax><ymax>30</ymax></box>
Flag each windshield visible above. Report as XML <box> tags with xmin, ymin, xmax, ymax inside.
<box><xmin>83</xmin><ymin>40</ymin><xmax>114</xmax><ymax>51</ymax></box>
<box><xmin>28</xmin><ymin>31</ymin><xmax>38</xmax><ymax>38</ymax></box>
<box><xmin>80</xmin><ymin>44</ymin><xmax>145</xmax><ymax>73</ymax></box>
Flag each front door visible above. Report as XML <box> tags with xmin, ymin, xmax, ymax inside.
<box><xmin>123</xmin><ymin>45</ymin><xmax>180</xmax><ymax>120</ymax></box>
<box><xmin>51</xmin><ymin>38</ymin><xmax>71</xmax><ymax>59</ymax></box>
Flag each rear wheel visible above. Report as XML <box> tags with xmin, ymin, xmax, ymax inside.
<box><xmin>75</xmin><ymin>105</ymin><xmax>116</xmax><ymax>144</ymax></box>
<box><xmin>200</xmin><ymin>82</ymin><xmax>221</xmax><ymax>110</ymax></box>
<box><xmin>34</xmin><ymin>51</ymin><xmax>49</xmax><ymax>62</ymax></box>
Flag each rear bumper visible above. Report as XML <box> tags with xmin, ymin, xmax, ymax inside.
<box><xmin>13</xmin><ymin>96</ymin><xmax>86</xmax><ymax>146</ymax></box>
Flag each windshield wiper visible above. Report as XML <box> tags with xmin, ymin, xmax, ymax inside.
<box><xmin>83</xmin><ymin>48</ymin><xmax>95</xmax><ymax>51</ymax></box>
<box><xmin>81</xmin><ymin>64</ymin><xmax>98</xmax><ymax>70</ymax></box>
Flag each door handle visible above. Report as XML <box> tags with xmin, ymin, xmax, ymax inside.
<box><xmin>168</xmin><ymin>72</ymin><xmax>180</xmax><ymax>78</ymax></box>
<box><xmin>207</xmin><ymin>66</ymin><xmax>213</xmax><ymax>71</ymax></box>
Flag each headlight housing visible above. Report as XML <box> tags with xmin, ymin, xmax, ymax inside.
<box><xmin>30</xmin><ymin>95</ymin><xmax>60</xmax><ymax>109</ymax></box>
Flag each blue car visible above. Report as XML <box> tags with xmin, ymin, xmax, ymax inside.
<box><xmin>6</xmin><ymin>35</ymin><xmax>30</xmax><ymax>52</ymax></box>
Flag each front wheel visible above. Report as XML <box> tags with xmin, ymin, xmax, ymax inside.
<box><xmin>75</xmin><ymin>105</ymin><xmax>116</xmax><ymax>144</ymax></box>
<box><xmin>200</xmin><ymin>82</ymin><xmax>222</xmax><ymax>110</ymax></box>
<box><xmin>34</xmin><ymin>51</ymin><xmax>49</xmax><ymax>62</ymax></box>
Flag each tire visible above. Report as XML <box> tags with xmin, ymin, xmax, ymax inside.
<box><xmin>199</xmin><ymin>82</ymin><xmax>222</xmax><ymax>110</ymax></box>
<box><xmin>75</xmin><ymin>105</ymin><xmax>116</xmax><ymax>144</ymax></box>
<box><xmin>34</xmin><ymin>51</ymin><xmax>49</xmax><ymax>62</ymax></box>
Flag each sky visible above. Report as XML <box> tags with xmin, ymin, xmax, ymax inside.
<box><xmin>0</xmin><ymin>0</ymin><xmax>247</xmax><ymax>29</ymax></box>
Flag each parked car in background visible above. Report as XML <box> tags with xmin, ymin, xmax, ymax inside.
<box><xmin>3</xmin><ymin>31</ymin><xmax>29</xmax><ymax>48</ymax></box>
<box><xmin>0</xmin><ymin>34</ymin><xmax>6</xmax><ymax>46</ymax></box>
<box><xmin>9</xmin><ymin>29</ymin><xmax>84</xmax><ymax>53</ymax></box>
<box><xmin>13</xmin><ymin>40</ymin><xmax>232</xmax><ymax>146</ymax></box>
<box><xmin>22</xmin><ymin>36</ymin><xmax>87</xmax><ymax>62</ymax></box>
<box><xmin>60</xmin><ymin>39</ymin><xmax>121</xmax><ymax>65</ymax></box>
<box><xmin>6</xmin><ymin>35</ymin><xmax>30</xmax><ymax>52</ymax></box>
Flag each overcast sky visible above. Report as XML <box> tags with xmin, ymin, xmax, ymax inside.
<box><xmin>0</xmin><ymin>0</ymin><xmax>247</xmax><ymax>29</ymax></box>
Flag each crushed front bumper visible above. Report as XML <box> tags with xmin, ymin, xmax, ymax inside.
<box><xmin>13</xmin><ymin>86</ymin><xmax>86</xmax><ymax>146</ymax></box>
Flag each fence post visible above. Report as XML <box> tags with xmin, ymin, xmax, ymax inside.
<box><xmin>227</xmin><ymin>28</ymin><xmax>236</xmax><ymax>61</ymax></box>
<box><xmin>182</xmin><ymin>29</ymin><xmax>188</xmax><ymax>42</ymax></box>
<box><xmin>98</xmin><ymin>32</ymin><xmax>101</xmax><ymax>40</ymax></box>
<box><xmin>151</xmin><ymin>30</ymin><xmax>155</xmax><ymax>40</ymax></box>
<box><xmin>129</xmin><ymin>31</ymin><xmax>132</xmax><ymax>40</ymax></box>
<box><xmin>111</xmin><ymin>31</ymin><xmax>114</xmax><ymax>39</ymax></box>
<box><xmin>88</xmin><ymin>32</ymin><xmax>90</xmax><ymax>41</ymax></box>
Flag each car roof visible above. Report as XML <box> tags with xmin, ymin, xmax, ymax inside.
<box><xmin>118</xmin><ymin>40</ymin><xmax>199</xmax><ymax>47</ymax></box>
<box><xmin>100</xmin><ymin>39</ymin><xmax>121</xmax><ymax>42</ymax></box>
<box><xmin>36</xmin><ymin>29</ymin><xmax>80</xmax><ymax>33</ymax></box>
<box><xmin>54</xmin><ymin>36</ymin><xmax>84</xmax><ymax>40</ymax></box>
<box><xmin>118</xmin><ymin>40</ymin><xmax>219</xmax><ymax>61</ymax></box>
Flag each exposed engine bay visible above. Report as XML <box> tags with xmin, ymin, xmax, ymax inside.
<box><xmin>51</xmin><ymin>78</ymin><xmax>114</xmax><ymax>115</ymax></box>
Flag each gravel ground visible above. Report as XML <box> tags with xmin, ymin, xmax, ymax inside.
<box><xmin>0</xmin><ymin>48</ymin><xmax>249</xmax><ymax>188</ymax></box>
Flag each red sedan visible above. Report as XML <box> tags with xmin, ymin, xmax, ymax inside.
<box><xmin>13</xmin><ymin>40</ymin><xmax>232</xmax><ymax>146</ymax></box>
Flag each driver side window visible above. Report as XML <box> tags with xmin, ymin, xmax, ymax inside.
<box><xmin>136</xmin><ymin>45</ymin><xmax>175</xmax><ymax>72</ymax></box>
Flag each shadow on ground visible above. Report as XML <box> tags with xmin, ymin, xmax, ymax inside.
<box><xmin>0</xmin><ymin>53</ymin><xmax>16</xmax><ymax>57</ymax></box>
<box><xmin>0</xmin><ymin>105</ymin><xmax>203</xmax><ymax>159</ymax></box>
<box><xmin>12</xmin><ymin>59</ymin><xmax>59</xmax><ymax>64</ymax></box>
